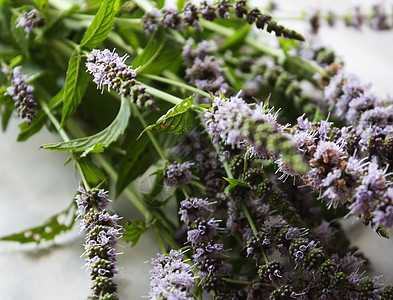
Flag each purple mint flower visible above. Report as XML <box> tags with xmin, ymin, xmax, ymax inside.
<box><xmin>179</xmin><ymin>198</ymin><xmax>211</xmax><ymax>223</ymax></box>
<box><xmin>349</xmin><ymin>162</ymin><xmax>387</xmax><ymax>216</ymax></box>
<box><xmin>141</xmin><ymin>9</ymin><xmax>161</xmax><ymax>34</ymax></box>
<box><xmin>16</xmin><ymin>9</ymin><xmax>44</xmax><ymax>32</ymax></box>
<box><xmin>182</xmin><ymin>2</ymin><xmax>200</xmax><ymax>28</ymax></box>
<box><xmin>75</xmin><ymin>186</ymin><xmax>110</xmax><ymax>218</ymax></box>
<box><xmin>162</xmin><ymin>7</ymin><xmax>185</xmax><ymax>30</ymax></box>
<box><xmin>149</xmin><ymin>250</ymin><xmax>195</xmax><ymax>300</ymax></box>
<box><xmin>371</xmin><ymin>2</ymin><xmax>388</xmax><ymax>30</ymax></box>
<box><xmin>164</xmin><ymin>162</ymin><xmax>192</xmax><ymax>187</ymax></box>
<box><xmin>86</xmin><ymin>49</ymin><xmax>138</xmax><ymax>97</ymax></box>
<box><xmin>187</xmin><ymin>218</ymin><xmax>219</xmax><ymax>244</ymax></box>
<box><xmin>5</xmin><ymin>66</ymin><xmax>37</xmax><ymax>124</ymax></box>
<box><xmin>79</xmin><ymin>206</ymin><xmax>121</xmax><ymax>299</ymax></box>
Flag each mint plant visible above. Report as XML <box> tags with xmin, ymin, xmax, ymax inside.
<box><xmin>1</xmin><ymin>0</ymin><xmax>393</xmax><ymax>299</ymax></box>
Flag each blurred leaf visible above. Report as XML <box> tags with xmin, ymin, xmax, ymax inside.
<box><xmin>279</xmin><ymin>38</ymin><xmax>298</xmax><ymax>53</ymax></box>
<box><xmin>0</xmin><ymin>203</ymin><xmax>75</xmax><ymax>244</ymax></box>
<box><xmin>80</xmin><ymin>143</ymin><xmax>105</xmax><ymax>157</ymax></box>
<box><xmin>140</xmin><ymin>35</ymin><xmax>182</xmax><ymax>75</ymax></box>
<box><xmin>140</xmin><ymin>95</ymin><xmax>193</xmax><ymax>136</ymax></box>
<box><xmin>153</xmin><ymin>0</ymin><xmax>165</xmax><ymax>9</ymax></box>
<box><xmin>31</xmin><ymin>0</ymin><xmax>49</xmax><ymax>12</ymax></box>
<box><xmin>80</xmin><ymin>0</ymin><xmax>117</xmax><ymax>50</ymax></box>
<box><xmin>17</xmin><ymin>87</ymin><xmax>63</xmax><ymax>141</ymax></box>
<box><xmin>0</xmin><ymin>43</ymin><xmax>18</xmax><ymax>60</ymax></box>
<box><xmin>221</xmin><ymin>23</ymin><xmax>251</xmax><ymax>51</ymax></box>
<box><xmin>60</xmin><ymin>48</ymin><xmax>89</xmax><ymax>127</ymax></box>
<box><xmin>131</xmin><ymin>27</ymin><xmax>166</xmax><ymax>73</ymax></box>
<box><xmin>123</xmin><ymin>220</ymin><xmax>147</xmax><ymax>246</ymax></box>
<box><xmin>44</xmin><ymin>96</ymin><xmax>131</xmax><ymax>153</ymax></box>
<box><xmin>176</xmin><ymin>0</ymin><xmax>185</xmax><ymax>10</ymax></box>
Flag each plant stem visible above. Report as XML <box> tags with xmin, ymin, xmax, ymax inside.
<box><xmin>222</xmin><ymin>278</ymin><xmax>251</xmax><ymax>285</ymax></box>
<box><xmin>131</xmin><ymin>103</ymin><xmax>168</xmax><ymax>162</ymax></box>
<box><xmin>38</xmin><ymin>98</ymin><xmax>90</xmax><ymax>190</ymax></box>
<box><xmin>143</xmin><ymin>84</ymin><xmax>182</xmax><ymax>105</ymax></box>
<box><xmin>152</xmin><ymin>224</ymin><xmax>167</xmax><ymax>253</ymax></box>
<box><xmin>141</xmin><ymin>74</ymin><xmax>212</xmax><ymax>99</ymax></box>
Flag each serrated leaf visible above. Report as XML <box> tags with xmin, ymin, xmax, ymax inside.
<box><xmin>17</xmin><ymin>87</ymin><xmax>63</xmax><ymax>141</ymax></box>
<box><xmin>140</xmin><ymin>95</ymin><xmax>193</xmax><ymax>136</ymax></box>
<box><xmin>80</xmin><ymin>0</ymin><xmax>117</xmax><ymax>50</ymax></box>
<box><xmin>123</xmin><ymin>220</ymin><xmax>147</xmax><ymax>247</ymax></box>
<box><xmin>0</xmin><ymin>203</ymin><xmax>75</xmax><ymax>244</ymax></box>
<box><xmin>81</xmin><ymin>143</ymin><xmax>105</xmax><ymax>157</ymax></box>
<box><xmin>131</xmin><ymin>27</ymin><xmax>166</xmax><ymax>73</ymax></box>
<box><xmin>44</xmin><ymin>96</ymin><xmax>131</xmax><ymax>153</ymax></box>
<box><xmin>223</xmin><ymin>177</ymin><xmax>250</xmax><ymax>193</ymax></box>
<box><xmin>60</xmin><ymin>48</ymin><xmax>89</xmax><ymax>127</ymax></box>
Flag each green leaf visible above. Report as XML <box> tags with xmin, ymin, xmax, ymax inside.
<box><xmin>78</xmin><ymin>158</ymin><xmax>107</xmax><ymax>187</ymax></box>
<box><xmin>31</xmin><ymin>0</ymin><xmax>49</xmax><ymax>12</ymax></box>
<box><xmin>80</xmin><ymin>0</ymin><xmax>117</xmax><ymax>50</ymax></box>
<box><xmin>123</xmin><ymin>220</ymin><xmax>148</xmax><ymax>247</ymax></box>
<box><xmin>176</xmin><ymin>0</ymin><xmax>185</xmax><ymax>10</ymax></box>
<box><xmin>140</xmin><ymin>95</ymin><xmax>193</xmax><ymax>136</ymax></box>
<box><xmin>17</xmin><ymin>87</ymin><xmax>63</xmax><ymax>141</ymax></box>
<box><xmin>0</xmin><ymin>203</ymin><xmax>75</xmax><ymax>244</ymax></box>
<box><xmin>221</xmin><ymin>24</ymin><xmax>251</xmax><ymax>51</ymax></box>
<box><xmin>43</xmin><ymin>96</ymin><xmax>131</xmax><ymax>153</ymax></box>
<box><xmin>223</xmin><ymin>177</ymin><xmax>250</xmax><ymax>193</ymax></box>
<box><xmin>140</xmin><ymin>35</ymin><xmax>182</xmax><ymax>75</ymax></box>
<box><xmin>131</xmin><ymin>27</ymin><xmax>166</xmax><ymax>73</ymax></box>
<box><xmin>278</xmin><ymin>38</ymin><xmax>298</xmax><ymax>53</ymax></box>
<box><xmin>80</xmin><ymin>143</ymin><xmax>105</xmax><ymax>157</ymax></box>
<box><xmin>60</xmin><ymin>48</ymin><xmax>89</xmax><ymax>127</ymax></box>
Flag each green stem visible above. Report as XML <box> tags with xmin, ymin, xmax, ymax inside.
<box><xmin>143</xmin><ymin>84</ymin><xmax>182</xmax><ymax>105</ymax></box>
<box><xmin>131</xmin><ymin>103</ymin><xmax>168</xmax><ymax>162</ymax></box>
<box><xmin>152</xmin><ymin>225</ymin><xmax>167</xmax><ymax>253</ymax></box>
<box><xmin>141</xmin><ymin>74</ymin><xmax>212</xmax><ymax>99</ymax></box>
<box><xmin>199</xmin><ymin>19</ymin><xmax>284</xmax><ymax>59</ymax></box>
<box><xmin>38</xmin><ymin>98</ymin><xmax>90</xmax><ymax>190</ymax></box>
<box><xmin>222</xmin><ymin>278</ymin><xmax>251</xmax><ymax>285</ymax></box>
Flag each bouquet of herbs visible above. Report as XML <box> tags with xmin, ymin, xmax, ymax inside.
<box><xmin>1</xmin><ymin>0</ymin><xmax>393</xmax><ymax>299</ymax></box>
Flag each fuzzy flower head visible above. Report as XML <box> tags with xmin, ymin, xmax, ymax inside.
<box><xmin>4</xmin><ymin>66</ymin><xmax>37</xmax><ymax>124</ymax></box>
<box><xmin>75</xmin><ymin>186</ymin><xmax>122</xmax><ymax>300</ymax></box>
<box><xmin>86</xmin><ymin>49</ymin><xmax>137</xmax><ymax>96</ymax></box>
<box><xmin>179</xmin><ymin>198</ymin><xmax>211</xmax><ymax>223</ymax></box>
<box><xmin>164</xmin><ymin>162</ymin><xmax>192</xmax><ymax>187</ymax></box>
<box><xmin>149</xmin><ymin>250</ymin><xmax>195</xmax><ymax>300</ymax></box>
<box><xmin>17</xmin><ymin>9</ymin><xmax>44</xmax><ymax>32</ymax></box>
<box><xmin>75</xmin><ymin>186</ymin><xmax>110</xmax><ymax>217</ymax></box>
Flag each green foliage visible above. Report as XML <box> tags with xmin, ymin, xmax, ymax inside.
<box><xmin>43</xmin><ymin>96</ymin><xmax>131</xmax><ymax>154</ymax></box>
<box><xmin>123</xmin><ymin>220</ymin><xmax>148</xmax><ymax>247</ymax></box>
<box><xmin>223</xmin><ymin>177</ymin><xmax>250</xmax><ymax>193</ymax></box>
<box><xmin>79</xmin><ymin>0</ymin><xmax>117</xmax><ymax>51</ymax></box>
<box><xmin>61</xmin><ymin>0</ymin><xmax>117</xmax><ymax>126</ymax></box>
<box><xmin>140</xmin><ymin>95</ymin><xmax>193</xmax><ymax>136</ymax></box>
<box><xmin>131</xmin><ymin>27</ymin><xmax>182</xmax><ymax>75</ymax></box>
<box><xmin>0</xmin><ymin>203</ymin><xmax>75</xmax><ymax>244</ymax></box>
<box><xmin>60</xmin><ymin>48</ymin><xmax>89</xmax><ymax>127</ymax></box>
<box><xmin>221</xmin><ymin>24</ymin><xmax>251</xmax><ymax>51</ymax></box>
